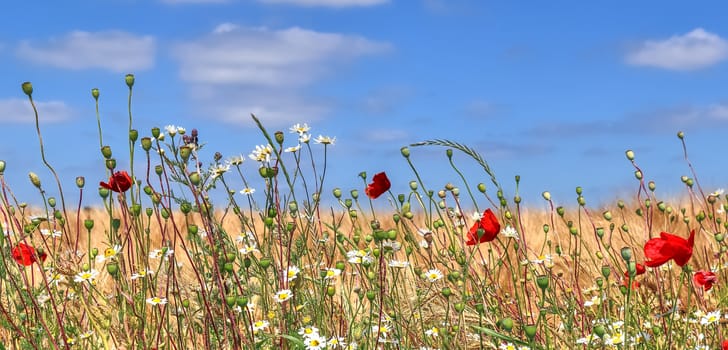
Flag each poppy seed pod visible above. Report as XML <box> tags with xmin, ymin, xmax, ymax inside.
<box><xmin>22</xmin><ymin>82</ymin><xmax>33</xmax><ymax>96</ymax></box>
<box><xmin>129</xmin><ymin>129</ymin><xmax>138</xmax><ymax>142</ymax></box>
<box><xmin>625</xmin><ymin>149</ymin><xmax>635</xmax><ymax>161</ymax></box>
<box><xmin>677</xmin><ymin>131</ymin><xmax>684</xmax><ymax>139</ymax></box>
<box><xmin>0</xmin><ymin>160</ymin><xmax>5</xmax><ymax>174</ymax></box>
<box><xmin>76</xmin><ymin>176</ymin><xmax>85</xmax><ymax>188</ymax></box>
<box><xmin>91</xmin><ymin>88</ymin><xmax>100</xmax><ymax>100</ymax></box>
<box><xmin>101</xmin><ymin>146</ymin><xmax>112</xmax><ymax>159</ymax></box>
<box><xmin>400</xmin><ymin>146</ymin><xmax>410</xmax><ymax>158</ymax></box>
<box><xmin>125</xmin><ymin>74</ymin><xmax>135</xmax><ymax>88</ymax></box>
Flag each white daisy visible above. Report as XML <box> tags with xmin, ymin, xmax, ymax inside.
<box><xmin>146</xmin><ymin>296</ymin><xmax>168</xmax><ymax>306</ymax></box>
<box><xmin>274</xmin><ymin>289</ymin><xmax>293</xmax><ymax>303</ymax></box>
<box><xmin>314</xmin><ymin>135</ymin><xmax>336</xmax><ymax>145</ymax></box>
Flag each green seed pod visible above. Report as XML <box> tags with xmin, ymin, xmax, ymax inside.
<box><xmin>179</xmin><ymin>146</ymin><xmax>191</xmax><ymax>162</ymax></box>
<box><xmin>0</xmin><ymin>160</ymin><xmax>5</xmax><ymax>174</ymax></box>
<box><xmin>601</xmin><ymin>265</ymin><xmax>611</xmax><ymax>279</ymax></box>
<box><xmin>225</xmin><ymin>295</ymin><xmax>236</xmax><ymax>307</ymax></box>
<box><xmin>625</xmin><ymin>149</ymin><xmax>635</xmax><ymax>161</ymax></box>
<box><xmin>477</xmin><ymin>183</ymin><xmax>486</xmax><ymax>193</ymax></box>
<box><xmin>542</xmin><ymin>191</ymin><xmax>551</xmax><ymax>201</ymax></box>
<box><xmin>105</xmin><ymin>159</ymin><xmax>117</xmax><ymax>170</ymax></box>
<box><xmin>524</xmin><ymin>324</ymin><xmax>537</xmax><ymax>341</ymax></box>
<box><xmin>603</xmin><ymin>211</ymin><xmax>612</xmax><ymax>221</ymax></box>
<box><xmin>101</xmin><ymin>146</ymin><xmax>112</xmax><ymax>159</ymax></box>
<box><xmin>677</xmin><ymin>131</ymin><xmax>684</xmax><ymax>139</ymax></box>
<box><xmin>259</xmin><ymin>258</ymin><xmax>271</xmax><ymax>269</ymax></box>
<box><xmin>106</xmin><ymin>262</ymin><xmax>119</xmax><ymax>277</ymax></box>
<box><xmin>125</xmin><ymin>74</ymin><xmax>135</xmax><ymax>88</ymax></box>
<box><xmin>400</xmin><ymin>146</ymin><xmax>410</xmax><ymax>158</ymax></box>
<box><xmin>621</xmin><ymin>247</ymin><xmax>633</xmax><ymax>262</ymax></box>
<box><xmin>366</xmin><ymin>290</ymin><xmax>376</xmax><ymax>301</ymax></box>
<box><xmin>22</xmin><ymin>82</ymin><xmax>33</xmax><ymax>96</ymax></box>
<box><xmin>499</xmin><ymin>317</ymin><xmax>513</xmax><ymax>332</ymax></box>
<box><xmin>84</xmin><ymin>219</ymin><xmax>94</xmax><ymax>230</ymax></box>
<box><xmin>332</xmin><ymin>188</ymin><xmax>342</xmax><ymax>199</ymax></box>
<box><xmin>326</xmin><ymin>286</ymin><xmax>336</xmax><ymax>297</ymax></box>
<box><xmin>274</xmin><ymin>131</ymin><xmax>284</xmax><ymax>145</ymax></box>
<box><xmin>454</xmin><ymin>302</ymin><xmax>465</xmax><ymax>313</ymax></box>
<box><xmin>141</xmin><ymin>137</ymin><xmax>152</xmax><ymax>151</ymax></box>
<box><xmin>28</xmin><ymin>172</ymin><xmax>41</xmax><ymax>188</ymax></box>
<box><xmin>91</xmin><ymin>88</ymin><xmax>100</xmax><ymax>100</ymax></box>
<box><xmin>556</xmin><ymin>206</ymin><xmax>565</xmax><ymax>217</ymax></box>
<box><xmin>536</xmin><ymin>275</ymin><xmax>549</xmax><ymax>290</ymax></box>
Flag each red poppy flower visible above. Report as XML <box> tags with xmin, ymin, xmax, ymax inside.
<box><xmin>623</xmin><ymin>263</ymin><xmax>646</xmax><ymax>278</ymax></box>
<box><xmin>643</xmin><ymin>230</ymin><xmax>695</xmax><ymax>267</ymax></box>
<box><xmin>466</xmin><ymin>209</ymin><xmax>500</xmax><ymax>245</ymax></box>
<box><xmin>722</xmin><ymin>340</ymin><xmax>728</xmax><ymax>350</ymax></box>
<box><xmin>693</xmin><ymin>270</ymin><xmax>718</xmax><ymax>291</ymax></box>
<box><xmin>12</xmin><ymin>242</ymin><xmax>47</xmax><ymax>266</ymax></box>
<box><xmin>100</xmin><ymin>171</ymin><xmax>133</xmax><ymax>193</ymax></box>
<box><xmin>365</xmin><ymin>172</ymin><xmax>391</xmax><ymax>199</ymax></box>
<box><xmin>621</xmin><ymin>279</ymin><xmax>641</xmax><ymax>290</ymax></box>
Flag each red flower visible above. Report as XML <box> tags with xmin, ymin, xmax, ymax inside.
<box><xmin>722</xmin><ymin>340</ymin><xmax>728</xmax><ymax>350</ymax></box>
<box><xmin>623</xmin><ymin>263</ymin><xmax>646</xmax><ymax>278</ymax></box>
<box><xmin>643</xmin><ymin>230</ymin><xmax>695</xmax><ymax>267</ymax></box>
<box><xmin>100</xmin><ymin>171</ymin><xmax>133</xmax><ymax>193</ymax></box>
<box><xmin>365</xmin><ymin>172</ymin><xmax>391</xmax><ymax>199</ymax></box>
<box><xmin>12</xmin><ymin>242</ymin><xmax>47</xmax><ymax>266</ymax></box>
<box><xmin>466</xmin><ymin>209</ymin><xmax>500</xmax><ymax>245</ymax></box>
<box><xmin>693</xmin><ymin>270</ymin><xmax>718</xmax><ymax>291</ymax></box>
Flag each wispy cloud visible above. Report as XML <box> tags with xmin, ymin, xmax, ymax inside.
<box><xmin>0</xmin><ymin>98</ymin><xmax>73</xmax><ymax>123</ymax></box>
<box><xmin>172</xmin><ymin>25</ymin><xmax>390</xmax><ymax>126</ymax></box>
<box><xmin>626</xmin><ymin>28</ymin><xmax>728</xmax><ymax>70</ymax></box>
<box><xmin>16</xmin><ymin>31</ymin><xmax>155</xmax><ymax>72</ymax></box>
<box><xmin>258</xmin><ymin>0</ymin><xmax>388</xmax><ymax>7</ymax></box>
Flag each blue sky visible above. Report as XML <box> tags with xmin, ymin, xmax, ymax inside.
<box><xmin>1</xmin><ymin>0</ymin><xmax>727</xmax><ymax>209</ymax></box>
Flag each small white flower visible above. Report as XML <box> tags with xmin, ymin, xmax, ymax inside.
<box><xmin>149</xmin><ymin>248</ymin><xmax>174</xmax><ymax>260</ymax></box>
<box><xmin>239</xmin><ymin>244</ymin><xmax>259</xmax><ymax>256</ymax></box>
<box><xmin>96</xmin><ymin>244</ymin><xmax>122</xmax><ymax>263</ymax></box>
<box><xmin>298</xmin><ymin>325</ymin><xmax>320</xmax><ymax>338</ymax></box>
<box><xmin>249</xmin><ymin>144</ymin><xmax>274</xmax><ymax>162</ymax></box>
<box><xmin>74</xmin><ymin>269</ymin><xmax>99</xmax><ymax>284</ymax></box>
<box><xmin>700</xmin><ymin>310</ymin><xmax>721</xmax><ymax>325</ymax></box>
<box><xmin>40</xmin><ymin>229</ymin><xmax>62</xmax><ymax>238</ymax></box>
<box><xmin>388</xmin><ymin>260</ymin><xmax>410</xmax><ymax>268</ymax></box>
<box><xmin>323</xmin><ymin>268</ymin><xmax>342</xmax><ymax>280</ymax></box>
<box><xmin>290</xmin><ymin>123</ymin><xmax>311</xmax><ymax>135</ymax></box>
<box><xmin>165</xmin><ymin>125</ymin><xmax>179</xmax><ymax>137</ymax></box>
<box><xmin>209</xmin><ymin>164</ymin><xmax>230</xmax><ymax>179</ymax></box>
<box><xmin>274</xmin><ymin>289</ymin><xmax>293</xmax><ymax>303</ymax></box>
<box><xmin>240</xmin><ymin>187</ymin><xmax>255</xmax><ymax>195</ymax></box>
<box><xmin>37</xmin><ymin>293</ymin><xmax>50</xmax><ymax>306</ymax></box>
<box><xmin>583</xmin><ymin>294</ymin><xmax>603</xmax><ymax>307</ymax></box>
<box><xmin>251</xmin><ymin>320</ymin><xmax>269</xmax><ymax>332</ymax></box>
<box><xmin>710</xmin><ymin>188</ymin><xmax>725</xmax><ymax>197</ymax></box>
<box><xmin>423</xmin><ymin>269</ymin><xmax>443</xmax><ymax>282</ymax></box>
<box><xmin>314</xmin><ymin>135</ymin><xmax>336</xmax><ymax>145</ymax></box>
<box><xmin>304</xmin><ymin>333</ymin><xmax>327</xmax><ymax>350</ymax></box>
<box><xmin>346</xmin><ymin>250</ymin><xmax>373</xmax><ymax>264</ymax></box>
<box><xmin>286</xmin><ymin>266</ymin><xmax>301</xmax><ymax>282</ymax></box>
<box><xmin>285</xmin><ymin>145</ymin><xmax>302</xmax><ymax>153</ymax></box>
<box><xmin>146</xmin><ymin>296</ymin><xmax>168</xmax><ymax>306</ymax></box>
<box><xmin>327</xmin><ymin>336</ymin><xmax>347</xmax><ymax>349</ymax></box>
<box><xmin>131</xmin><ymin>269</ymin><xmax>154</xmax><ymax>280</ymax></box>
<box><xmin>424</xmin><ymin>327</ymin><xmax>439</xmax><ymax>337</ymax></box>
<box><xmin>299</xmin><ymin>134</ymin><xmax>312</xmax><ymax>143</ymax></box>
<box><xmin>501</xmin><ymin>225</ymin><xmax>519</xmax><ymax>240</ymax></box>
<box><xmin>227</xmin><ymin>154</ymin><xmax>245</xmax><ymax>166</ymax></box>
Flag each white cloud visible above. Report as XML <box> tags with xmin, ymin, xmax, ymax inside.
<box><xmin>173</xmin><ymin>26</ymin><xmax>389</xmax><ymax>87</ymax></box>
<box><xmin>172</xmin><ymin>25</ymin><xmax>390</xmax><ymax>126</ymax></box>
<box><xmin>16</xmin><ymin>31</ymin><xmax>155</xmax><ymax>72</ymax></box>
<box><xmin>362</xmin><ymin>128</ymin><xmax>409</xmax><ymax>142</ymax></box>
<box><xmin>626</xmin><ymin>28</ymin><xmax>728</xmax><ymax>70</ymax></box>
<box><xmin>0</xmin><ymin>98</ymin><xmax>73</xmax><ymax>123</ymax></box>
<box><xmin>258</xmin><ymin>0</ymin><xmax>387</xmax><ymax>7</ymax></box>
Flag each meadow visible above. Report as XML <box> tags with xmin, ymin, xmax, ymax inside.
<box><xmin>0</xmin><ymin>76</ymin><xmax>726</xmax><ymax>349</ymax></box>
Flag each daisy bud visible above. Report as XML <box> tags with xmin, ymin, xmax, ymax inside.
<box><xmin>105</xmin><ymin>159</ymin><xmax>116</xmax><ymax>170</ymax></box>
<box><xmin>677</xmin><ymin>131</ymin><xmax>684</xmax><ymax>139</ymax></box>
<box><xmin>84</xmin><ymin>219</ymin><xmax>94</xmax><ymax>230</ymax></box>
<box><xmin>620</xmin><ymin>247</ymin><xmax>632</xmax><ymax>262</ymax></box>
<box><xmin>625</xmin><ymin>149</ymin><xmax>635</xmax><ymax>161</ymax></box>
<box><xmin>541</xmin><ymin>191</ymin><xmax>551</xmax><ymax>201</ymax></box>
<box><xmin>0</xmin><ymin>160</ymin><xmax>5</xmax><ymax>174</ymax></box>
<box><xmin>129</xmin><ymin>129</ymin><xmax>138</xmax><ymax>142</ymax></box>
<box><xmin>91</xmin><ymin>88</ymin><xmax>99</xmax><ymax>100</ymax></box>
<box><xmin>400</xmin><ymin>146</ymin><xmax>410</xmax><ymax>158</ymax></box>
<box><xmin>28</xmin><ymin>172</ymin><xmax>41</xmax><ymax>188</ymax></box>
<box><xmin>22</xmin><ymin>82</ymin><xmax>33</xmax><ymax>96</ymax></box>
<box><xmin>125</xmin><ymin>74</ymin><xmax>135</xmax><ymax>88</ymax></box>
<box><xmin>274</xmin><ymin>131</ymin><xmax>284</xmax><ymax>145</ymax></box>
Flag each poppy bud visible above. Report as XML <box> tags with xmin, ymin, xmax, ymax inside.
<box><xmin>620</xmin><ymin>247</ymin><xmax>632</xmax><ymax>262</ymax></box>
<box><xmin>125</xmin><ymin>74</ymin><xmax>135</xmax><ymax>88</ymax></box>
<box><xmin>91</xmin><ymin>88</ymin><xmax>100</xmax><ymax>100</ymax></box>
<box><xmin>349</xmin><ymin>210</ymin><xmax>357</xmax><ymax>219</ymax></box>
<box><xmin>603</xmin><ymin>211</ymin><xmax>612</xmax><ymax>220</ymax></box>
<box><xmin>595</xmin><ymin>227</ymin><xmax>604</xmax><ymax>238</ymax></box>
<box><xmin>129</xmin><ymin>129</ymin><xmax>138</xmax><ymax>142</ymax></box>
<box><xmin>28</xmin><ymin>172</ymin><xmax>41</xmax><ymax>188</ymax></box>
<box><xmin>0</xmin><ymin>160</ymin><xmax>5</xmax><ymax>174</ymax></box>
<box><xmin>400</xmin><ymin>146</ymin><xmax>410</xmax><ymax>158</ymax></box>
<box><xmin>541</xmin><ymin>191</ymin><xmax>551</xmax><ymax>201</ymax></box>
<box><xmin>715</xmin><ymin>233</ymin><xmax>724</xmax><ymax>243</ymax></box>
<box><xmin>107</xmin><ymin>262</ymin><xmax>119</xmax><ymax>277</ymax></box>
<box><xmin>625</xmin><ymin>149</ymin><xmax>635</xmax><ymax>160</ymax></box>
<box><xmin>274</xmin><ymin>131</ymin><xmax>284</xmax><ymax>145</ymax></box>
<box><xmin>621</xmin><ymin>224</ymin><xmax>629</xmax><ymax>232</ymax></box>
<box><xmin>22</xmin><ymin>82</ymin><xmax>33</xmax><ymax>96</ymax></box>
<box><xmin>677</xmin><ymin>131</ymin><xmax>684</xmax><ymax>139</ymax></box>
<box><xmin>617</xmin><ymin>200</ymin><xmax>625</xmax><ymax>209</ymax></box>
<box><xmin>154</xmin><ymin>165</ymin><xmax>163</xmax><ymax>176</ymax></box>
